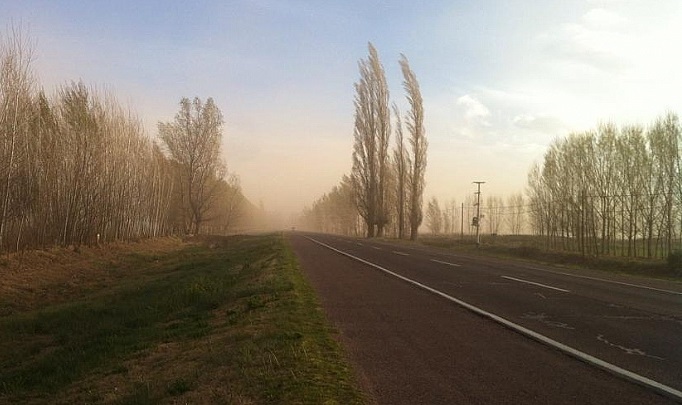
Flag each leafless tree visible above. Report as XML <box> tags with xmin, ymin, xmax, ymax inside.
<box><xmin>351</xmin><ymin>43</ymin><xmax>391</xmax><ymax>238</ymax></box>
<box><xmin>425</xmin><ymin>197</ymin><xmax>442</xmax><ymax>235</ymax></box>
<box><xmin>448</xmin><ymin>199</ymin><xmax>459</xmax><ymax>236</ymax></box>
<box><xmin>0</xmin><ymin>25</ymin><xmax>34</xmax><ymax>251</ymax></box>
<box><xmin>0</xmin><ymin>27</ymin><xmax>266</xmax><ymax>254</ymax></box>
<box><xmin>400</xmin><ymin>54</ymin><xmax>427</xmax><ymax>241</ymax></box>
<box><xmin>485</xmin><ymin>195</ymin><xmax>503</xmax><ymax>235</ymax></box>
<box><xmin>159</xmin><ymin>97</ymin><xmax>225</xmax><ymax>234</ymax></box>
<box><xmin>392</xmin><ymin>103</ymin><xmax>409</xmax><ymax>239</ymax></box>
<box><xmin>527</xmin><ymin>114</ymin><xmax>682</xmax><ymax>259</ymax></box>
<box><xmin>301</xmin><ymin>175</ymin><xmax>360</xmax><ymax>236</ymax></box>
<box><xmin>506</xmin><ymin>193</ymin><xmax>525</xmax><ymax>235</ymax></box>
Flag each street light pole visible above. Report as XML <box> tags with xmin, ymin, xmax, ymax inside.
<box><xmin>473</xmin><ymin>181</ymin><xmax>485</xmax><ymax>247</ymax></box>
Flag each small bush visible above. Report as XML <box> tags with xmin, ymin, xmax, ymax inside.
<box><xmin>668</xmin><ymin>250</ymin><xmax>682</xmax><ymax>273</ymax></box>
<box><xmin>512</xmin><ymin>246</ymin><xmax>541</xmax><ymax>258</ymax></box>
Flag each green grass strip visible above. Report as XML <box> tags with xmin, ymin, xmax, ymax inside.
<box><xmin>0</xmin><ymin>234</ymin><xmax>366</xmax><ymax>404</ymax></box>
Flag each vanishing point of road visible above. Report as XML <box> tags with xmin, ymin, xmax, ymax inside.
<box><xmin>288</xmin><ymin>232</ymin><xmax>682</xmax><ymax>404</ymax></box>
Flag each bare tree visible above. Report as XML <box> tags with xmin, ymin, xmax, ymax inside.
<box><xmin>159</xmin><ymin>97</ymin><xmax>225</xmax><ymax>234</ymax></box>
<box><xmin>350</xmin><ymin>43</ymin><xmax>391</xmax><ymax>238</ymax></box>
<box><xmin>0</xmin><ymin>25</ymin><xmax>34</xmax><ymax>251</ymax></box>
<box><xmin>0</xmin><ymin>27</ymin><xmax>268</xmax><ymax>254</ymax></box>
<box><xmin>448</xmin><ymin>199</ymin><xmax>459</xmax><ymax>236</ymax></box>
<box><xmin>527</xmin><ymin>113</ymin><xmax>682</xmax><ymax>259</ymax></box>
<box><xmin>400</xmin><ymin>54</ymin><xmax>427</xmax><ymax>241</ymax></box>
<box><xmin>301</xmin><ymin>175</ymin><xmax>360</xmax><ymax>236</ymax></box>
<box><xmin>220</xmin><ymin>174</ymin><xmax>244</xmax><ymax>233</ymax></box>
<box><xmin>392</xmin><ymin>103</ymin><xmax>409</xmax><ymax>239</ymax></box>
<box><xmin>506</xmin><ymin>193</ymin><xmax>525</xmax><ymax>235</ymax></box>
<box><xmin>425</xmin><ymin>197</ymin><xmax>442</xmax><ymax>234</ymax></box>
<box><xmin>485</xmin><ymin>195</ymin><xmax>503</xmax><ymax>235</ymax></box>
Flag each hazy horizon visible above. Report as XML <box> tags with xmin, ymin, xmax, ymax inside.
<box><xmin>4</xmin><ymin>0</ymin><xmax>682</xmax><ymax>218</ymax></box>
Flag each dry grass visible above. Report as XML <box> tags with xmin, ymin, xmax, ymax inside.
<box><xmin>419</xmin><ymin>234</ymin><xmax>680</xmax><ymax>279</ymax></box>
<box><xmin>0</xmin><ymin>237</ymin><xmax>185</xmax><ymax>315</ymax></box>
<box><xmin>0</xmin><ymin>234</ymin><xmax>366</xmax><ymax>404</ymax></box>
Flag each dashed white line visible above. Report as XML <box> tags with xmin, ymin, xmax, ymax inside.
<box><xmin>430</xmin><ymin>259</ymin><xmax>461</xmax><ymax>267</ymax></box>
<box><xmin>393</xmin><ymin>251</ymin><xmax>409</xmax><ymax>256</ymax></box>
<box><xmin>304</xmin><ymin>235</ymin><xmax>682</xmax><ymax>401</ymax></box>
<box><xmin>524</xmin><ymin>266</ymin><xmax>682</xmax><ymax>296</ymax></box>
<box><xmin>372</xmin><ymin>246</ymin><xmax>382</xmax><ymax>250</ymax></box>
<box><xmin>502</xmin><ymin>276</ymin><xmax>570</xmax><ymax>293</ymax></box>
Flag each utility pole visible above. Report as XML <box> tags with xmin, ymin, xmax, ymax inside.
<box><xmin>473</xmin><ymin>181</ymin><xmax>485</xmax><ymax>247</ymax></box>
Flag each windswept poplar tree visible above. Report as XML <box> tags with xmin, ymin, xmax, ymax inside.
<box><xmin>159</xmin><ymin>97</ymin><xmax>225</xmax><ymax>234</ymax></box>
<box><xmin>392</xmin><ymin>103</ymin><xmax>409</xmax><ymax>239</ymax></box>
<box><xmin>351</xmin><ymin>43</ymin><xmax>391</xmax><ymax>238</ymax></box>
<box><xmin>400</xmin><ymin>54</ymin><xmax>427</xmax><ymax>240</ymax></box>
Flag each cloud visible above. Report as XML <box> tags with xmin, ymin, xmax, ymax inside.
<box><xmin>581</xmin><ymin>8</ymin><xmax>628</xmax><ymax>30</ymax></box>
<box><xmin>536</xmin><ymin>8</ymin><xmax>632</xmax><ymax>73</ymax></box>
<box><xmin>456</xmin><ymin>94</ymin><xmax>491</xmax><ymax>125</ymax></box>
<box><xmin>512</xmin><ymin>114</ymin><xmax>565</xmax><ymax>134</ymax></box>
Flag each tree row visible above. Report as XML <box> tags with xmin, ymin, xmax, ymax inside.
<box><xmin>527</xmin><ymin>113</ymin><xmax>682</xmax><ymax>258</ymax></box>
<box><xmin>300</xmin><ymin>43</ymin><xmax>428</xmax><ymax>239</ymax></box>
<box><xmin>0</xmin><ymin>28</ymin><xmax>253</xmax><ymax>254</ymax></box>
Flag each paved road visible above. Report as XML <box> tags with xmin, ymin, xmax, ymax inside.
<box><xmin>288</xmin><ymin>232</ymin><xmax>682</xmax><ymax>404</ymax></box>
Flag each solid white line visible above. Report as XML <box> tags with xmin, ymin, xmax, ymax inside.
<box><xmin>393</xmin><ymin>251</ymin><xmax>409</xmax><ymax>256</ymax></box>
<box><xmin>430</xmin><ymin>259</ymin><xmax>461</xmax><ymax>267</ymax></box>
<box><xmin>524</xmin><ymin>266</ymin><xmax>682</xmax><ymax>296</ymax></box>
<box><xmin>304</xmin><ymin>236</ymin><xmax>682</xmax><ymax>402</ymax></box>
<box><xmin>502</xmin><ymin>276</ymin><xmax>570</xmax><ymax>293</ymax></box>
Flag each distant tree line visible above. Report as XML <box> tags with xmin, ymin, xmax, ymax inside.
<box><xmin>301</xmin><ymin>43</ymin><xmax>428</xmax><ymax>239</ymax></box>
<box><xmin>421</xmin><ymin>194</ymin><xmax>526</xmax><ymax>237</ymax></box>
<box><xmin>0</xmin><ymin>28</ymin><xmax>254</xmax><ymax>253</ymax></box>
<box><xmin>297</xmin><ymin>42</ymin><xmax>681</xmax><ymax>261</ymax></box>
<box><xmin>527</xmin><ymin>113</ymin><xmax>682</xmax><ymax>258</ymax></box>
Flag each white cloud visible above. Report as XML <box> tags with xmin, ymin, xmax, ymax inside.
<box><xmin>537</xmin><ymin>18</ymin><xmax>629</xmax><ymax>73</ymax></box>
<box><xmin>456</xmin><ymin>94</ymin><xmax>490</xmax><ymax>121</ymax></box>
<box><xmin>581</xmin><ymin>8</ymin><xmax>628</xmax><ymax>30</ymax></box>
<box><xmin>512</xmin><ymin>114</ymin><xmax>566</xmax><ymax>134</ymax></box>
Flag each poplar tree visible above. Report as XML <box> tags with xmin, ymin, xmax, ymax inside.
<box><xmin>400</xmin><ymin>54</ymin><xmax>427</xmax><ymax>240</ymax></box>
<box><xmin>350</xmin><ymin>43</ymin><xmax>391</xmax><ymax>238</ymax></box>
<box><xmin>392</xmin><ymin>103</ymin><xmax>409</xmax><ymax>239</ymax></box>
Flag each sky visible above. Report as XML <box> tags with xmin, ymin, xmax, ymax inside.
<box><xmin>3</xmin><ymin>0</ymin><xmax>682</xmax><ymax>218</ymax></box>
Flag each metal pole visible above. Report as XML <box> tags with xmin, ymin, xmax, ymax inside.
<box><xmin>473</xmin><ymin>181</ymin><xmax>485</xmax><ymax>247</ymax></box>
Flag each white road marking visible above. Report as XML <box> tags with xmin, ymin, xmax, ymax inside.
<box><xmin>524</xmin><ymin>266</ymin><xmax>682</xmax><ymax>296</ymax></box>
<box><xmin>522</xmin><ymin>312</ymin><xmax>575</xmax><ymax>330</ymax></box>
<box><xmin>356</xmin><ymin>242</ymin><xmax>364</xmax><ymax>246</ymax></box>
<box><xmin>430</xmin><ymin>259</ymin><xmax>461</xmax><ymax>267</ymax></box>
<box><xmin>502</xmin><ymin>276</ymin><xmax>570</xmax><ymax>293</ymax></box>
<box><xmin>393</xmin><ymin>251</ymin><xmax>409</xmax><ymax>256</ymax></box>
<box><xmin>597</xmin><ymin>335</ymin><xmax>664</xmax><ymax>360</ymax></box>
<box><xmin>304</xmin><ymin>235</ymin><xmax>682</xmax><ymax>402</ymax></box>
<box><xmin>372</xmin><ymin>246</ymin><xmax>382</xmax><ymax>250</ymax></box>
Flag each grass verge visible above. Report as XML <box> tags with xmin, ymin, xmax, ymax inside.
<box><xmin>419</xmin><ymin>235</ymin><xmax>681</xmax><ymax>280</ymax></box>
<box><xmin>0</xmin><ymin>234</ymin><xmax>365</xmax><ymax>404</ymax></box>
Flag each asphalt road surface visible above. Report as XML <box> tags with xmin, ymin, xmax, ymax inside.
<box><xmin>288</xmin><ymin>232</ymin><xmax>682</xmax><ymax>404</ymax></box>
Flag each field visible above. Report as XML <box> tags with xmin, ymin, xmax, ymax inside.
<box><xmin>0</xmin><ymin>234</ymin><xmax>365</xmax><ymax>404</ymax></box>
<box><xmin>418</xmin><ymin>234</ymin><xmax>682</xmax><ymax>279</ymax></box>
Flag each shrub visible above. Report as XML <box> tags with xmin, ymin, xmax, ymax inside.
<box><xmin>668</xmin><ymin>250</ymin><xmax>682</xmax><ymax>273</ymax></box>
